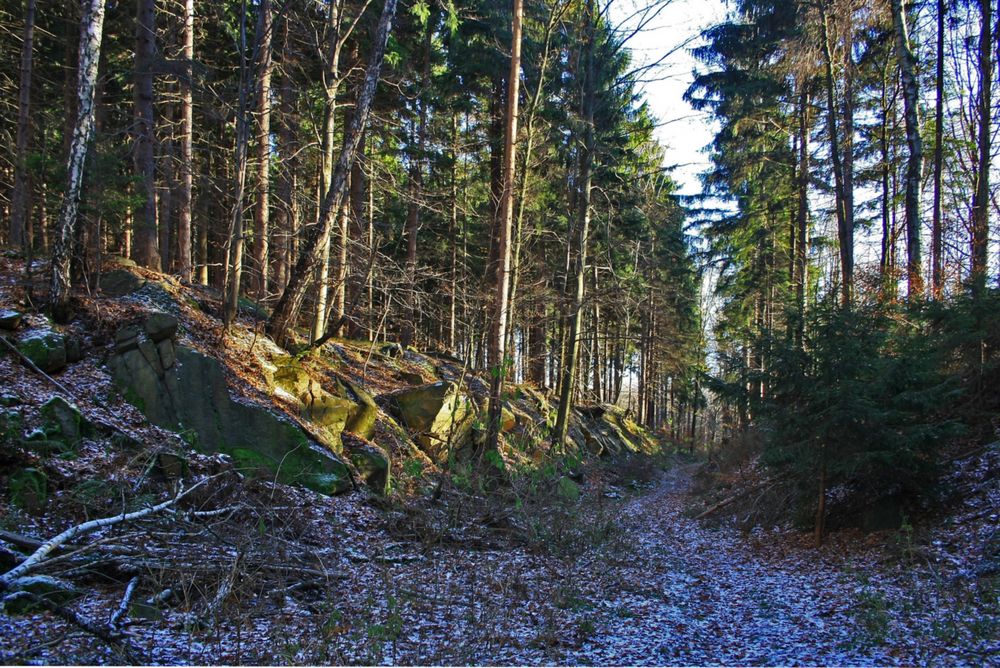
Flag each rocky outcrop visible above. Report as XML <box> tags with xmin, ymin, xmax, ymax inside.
<box><xmin>108</xmin><ymin>314</ymin><xmax>352</xmax><ymax>495</ymax></box>
<box><xmin>16</xmin><ymin>330</ymin><xmax>67</xmax><ymax>373</ymax></box>
<box><xmin>381</xmin><ymin>381</ymin><xmax>476</xmax><ymax>464</ymax></box>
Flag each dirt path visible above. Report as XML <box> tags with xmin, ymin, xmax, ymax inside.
<box><xmin>554</xmin><ymin>465</ymin><xmax>893</xmax><ymax>666</ymax></box>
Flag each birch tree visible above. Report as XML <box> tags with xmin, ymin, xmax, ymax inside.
<box><xmin>50</xmin><ymin>0</ymin><xmax>107</xmax><ymax>321</ymax></box>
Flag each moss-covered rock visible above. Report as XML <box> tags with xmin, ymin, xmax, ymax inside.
<box><xmin>348</xmin><ymin>441</ymin><xmax>391</xmax><ymax>495</ymax></box>
<box><xmin>342</xmin><ymin>379</ymin><xmax>378</xmax><ymax>440</ymax></box>
<box><xmin>40</xmin><ymin>396</ymin><xmax>93</xmax><ymax>445</ymax></box>
<box><xmin>382</xmin><ymin>381</ymin><xmax>477</xmax><ymax>464</ymax></box>
<box><xmin>109</xmin><ymin>338</ymin><xmax>352</xmax><ymax>496</ymax></box>
<box><xmin>0</xmin><ymin>309</ymin><xmax>23</xmax><ymax>330</ymax></box>
<box><xmin>16</xmin><ymin>330</ymin><xmax>67</xmax><ymax>373</ymax></box>
<box><xmin>100</xmin><ymin>269</ymin><xmax>146</xmax><ymax>297</ymax></box>
<box><xmin>9</xmin><ymin>467</ymin><xmax>47</xmax><ymax>513</ymax></box>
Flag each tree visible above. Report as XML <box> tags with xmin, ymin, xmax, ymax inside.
<box><xmin>252</xmin><ymin>0</ymin><xmax>273</xmax><ymax>299</ymax></box>
<box><xmin>50</xmin><ymin>0</ymin><xmax>107</xmax><ymax>322</ymax></box>
<box><xmin>9</xmin><ymin>0</ymin><xmax>36</xmax><ymax>252</ymax></box>
<box><xmin>970</xmin><ymin>0</ymin><xmax>992</xmax><ymax>295</ymax></box>
<box><xmin>485</xmin><ymin>0</ymin><xmax>523</xmax><ymax>452</ymax></box>
<box><xmin>891</xmin><ymin>0</ymin><xmax>923</xmax><ymax>298</ymax></box>
<box><xmin>133</xmin><ymin>0</ymin><xmax>159</xmax><ymax>269</ymax></box>
<box><xmin>267</xmin><ymin>0</ymin><xmax>399</xmax><ymax>348</ymax></box>
<box><xmin>177</xmin><ymin>0</ymin><xmax>194</xmax><ymax>283</ymax></box>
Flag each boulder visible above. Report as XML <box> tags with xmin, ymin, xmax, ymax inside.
<box><xmin>272</xmin><ymin>363</ymin><xmax>355</xmax><ymax>451</ymax></box>
<box><xmin>16</xmin><ymin>330</ymin><xmax>67</xmax><ymax>373</ymax></box>
<box><xmin>40</xmin><ymin>396</ymin><xmax>92</xmax><ymax>445</ymax></box>
<box><xmin>347</xmin><ymin>440</ymin><xmax>391</xmax><ymax>495</ymax></box>
<box><xmin>382</xmin><ymin>381</ymin><xmax>476</xmax><ymax>464</ymax></box>
<box><xmin>0</xmin><ymin>309</ymin><xmax>23</xmax><ymax>331</ymax></box>
<box><xmin>144</xmin><ymin>312</ymin><xmax>178</xmax><ymax>342</ymax></box>
<box><xmin>109</xmin><ymin>336</ymin><xmax>351</xmax><ymax>495</ymax></box>
<box><xmin>100</xmin><ymin>269</ymin><xmax>146</xmax><ymax>297</ymax></box>
<box><xmin>342</xmin><ymin>379</ymin><xmax>378</xmax><ymax>440</ymax></box>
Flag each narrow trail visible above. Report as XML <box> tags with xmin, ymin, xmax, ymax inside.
<box><xmin>553</xmin><ymin>465</ymin><xmax>895</xmax><ymax>666</ymax></box>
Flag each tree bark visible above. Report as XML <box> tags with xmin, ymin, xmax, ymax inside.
<box><xmin>50</xmin><ymin>0</ymin><xmax>106</xmax><ymax>322</ymax></box>
<box><xmin>931</xmin><ymin>0</ymin><xmax>945</xmax><ymax>298</ymax></box>
<box><xmin>10</xmin><ymin>0</ymin><xmax>36</xmax><ymax>251</ymax></box>
<box><xmin>486</xmin><ymin>0</ymin><xmax>524</xmax><ymax>452</ymax></box>
<box><xmin>267</xmin><ymin>0</ymin><xmax>398</xmax><ymax>348</ymax></box>
<box><xmin>222</xmin><ymin>0</ymin><xmax>252</xmax><ymax>330</ymax></box>
<box><xmin>133</xmin><ymin>0</ymin><xmax>160</xmax><ymax>270</ymax></box>
<box><xmin>820</xmin><ymin>4</ymin><xmax>852</xmax><ymax>307</ymax></box>
<box><xmin>554</xmin><ymin>0</ymin><xmax>596</xmax><ymax>448</ymax></box>
<box><xmin>253</xmin><ymin>0</ymin><xmax>273</xmax><ymax>299</ymax></box>
<box><xmin>892</xmin><ymin>0</ymin><xmax>923</xmax><ymax>298</ymax></box>
<box><xmin>177</xmin><ymin>0</ymin><xmax>194</xmax><ymax>282</ymax></box>
<box><xmin>971</xmin><ymin>0</ymin><xmax>992</xmax><ymax>295</ymax></box>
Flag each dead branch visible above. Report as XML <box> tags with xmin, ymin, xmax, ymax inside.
<box><xmin>0</xmin><ymin>479</ymin><xmax>208</xmax><ymax>591</ymax></box>
<box><xmin>109</xmin><ymin>576</ymin><xmax>140</xmax><ymax>628</ymax></box>
<box><xmin>3</xmin><ymin>590</ymin><xmax>146</xmax><ymax>663</ymax></box>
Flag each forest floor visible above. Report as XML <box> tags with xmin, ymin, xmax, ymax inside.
<box><xmin>3</xmin><ymin>454</ymin><xmax>997</xmax><ymax>666</ymax></box>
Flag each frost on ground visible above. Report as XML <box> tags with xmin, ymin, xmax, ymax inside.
<box><xmin>2</xmin><ymin>457</ymin><xmax>997</xmax><ymax>666</ymax></box>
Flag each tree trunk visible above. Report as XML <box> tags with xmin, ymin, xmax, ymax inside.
<box><xmin>931</xmin><ymin>0</ymin><xmax>945</xmax><ymax>298</ymax></box>
<box><xmin>253</xmin><ymin>0</ymin><xmax>273</xmax><ymax>299</ymax></box>
<box><xmin>795</xmin><ymin>85</ymin><xmax>809</xmax><ymax>348</ymax></box>
<box><xmin>222</xmin><ymin>0</ymin><xmax>252</xmax><ymax>330</ymax></box>
<box><xmin>10</xmin><ymin>0</ymin><xmax>36</xmax><ymax>251</ymax></box>
<box><xmin>177</xmin><ymin>0</ymin><xmax>194</xmax><ymax>282</ymax></box>
<box><xmin>267</xmin><ymin>0</ymin><xmax>398</xmax><ymax>349</ymax></box>
<box><xmin>971</xmin><ymin>0</ymin><xmax>992</xmax><ymax>295</ymax></box>
<box><xmin>820</xmin><ymin>5</ymin><xmax>852</xmax><ymax>307</ymax></box>
<box><xmin>892</xmin><ymin>0</ymin><xmax>923</xmax><ymax>298</ymax></box>
<box><xmin>133</xmin><ymin>0</ymin><xmax>159</xmax><ymax>270</ymax></box>
<box><xmin>554</xmin><ymin>0</ymin><xmax>596</xmax><ymax>448</ymax></box>
<box><xmin>486</xmin><ymin>0</ymin><xmax>523</xmax><ymax>452</ymax></box>
<box><xmin>50</xmin><ymin>0</ymin><xmax>106</xmax><ymax>322</ymax></box>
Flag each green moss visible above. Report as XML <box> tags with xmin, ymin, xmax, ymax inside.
<box><xmin>10</xmin><ymin>468</ymin><xmax>47</xmax><ymax>513</ymax></box>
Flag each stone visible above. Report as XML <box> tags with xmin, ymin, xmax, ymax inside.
<box><xmin>100</xmin><ymin>269</ymin><xmax>146</xmax><ymax>297</ymax></box>
<box><xmin>382</xmin><ymin>381</ymin><xmax>476</xmax><ymax>464</ymax></box>
<box><xmin>64</xmin><ymin>336</ymin><xmax>83</xmax><ymax>363</ymax></box>
<box><xmin>381</xmin><ymin>342</ymin><xmax>404</xmax><ymax>358</ymax></box>
<box><xmin>343</xmin><ymin>379</ymin><xmax>378</xmax><ymax>440</ymax></box>
<box><xmin>557</xmin><ymin>476</ymin><xmax>581</xmax><ymax>501</ymax></box>
<box><xmin>155</xmin><ymin>452</ymin><xmax>187</xmax><ymax>480</ymax></box>
<box><xmin>157</xmin><ymin>339</ymin><xmax>176</xmax><ymax>369</ymax></box>
<box><xmin>144</xmin><ymin>312</ymin><xmax>178</xmax><ymax>342</ymax></box>
<box><xmin>2</xmin><ymin>575</ymin><xmax>82</xmax><ymax>615</ymax></box>
<box><xmin>0</xmin><ymin>309</ymin><xmax>23</xmax><ymax>331</ymax></box>
<box><xmin>348</xmin><ymin>441</ymin><xmax>391</xmax><ymax>495</ymax></box>
<box><xmin>108</xmin><ymin>344</ymin><xmax>352</xmax><ymax>495</ymax></box>
<box><xmin>399</xmin><ymin>371</ymin><xmax>425</xmax><ymax>386</ymax></box>
<box><xmin>9</xmin><ymin>467</ymin><xmax>47</xmax><ymax>514</ymax></box>
<box><xmin>16</xmin><ymin>330</ymin><xmax>67</xmax><ymax>373</ymax></box>
<box><xmin>272</xmin><ymin>363</ymin><xmax>355</xmax><ymax>451</ymax></box>
<box><xmin>40</xmin><ymin>396</ymin><xmax>92</xmax><ymax>444</ymax></box>
<box><xmin>114</xmin><ymin>325</ymin><xmax>141</xmax><ymax>353</ymax></box>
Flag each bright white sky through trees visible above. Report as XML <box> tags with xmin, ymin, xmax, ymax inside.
<box><xmin>610</xmin><ymin>0</ymin><xmax>728</xmax><ymax>198</ymax></box>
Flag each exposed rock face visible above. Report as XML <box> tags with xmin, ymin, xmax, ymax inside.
<box><xmin>99</xmin><ymin>269</ymin><xmax>146</xmax><ymax>297</ymax></box>
<box><xmin>381</xmin><ymin>381</ymin><xmax>476</xmax><ymax>464</ymax></box>
<box><xmin>16</xmin><ymin>330</ymin><xmax>67</xmax><ymax>373</ymax></box>
<box><xmin>108</xmin><ymin>319</ymin><xmax>352</xmax><ymax>495</ymax></box>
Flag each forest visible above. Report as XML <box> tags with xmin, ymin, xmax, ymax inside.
<box><xmin>0</xmin><ymin>0</ymin><xmax>997</xmax><ymax>664</ymax></box>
